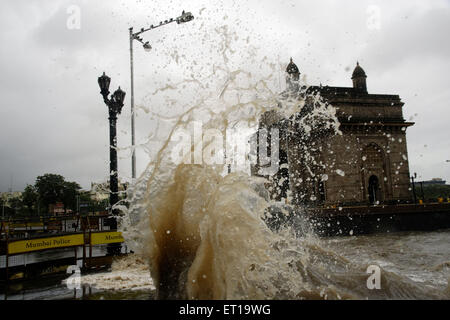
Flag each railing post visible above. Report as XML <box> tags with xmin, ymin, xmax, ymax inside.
<box><xmin>74</xmin><ymin>245</ymin><xmax>77</xmax><ymax>267</ymax></box>
<box><xmin>82</xmin><ymin>220</ymin><xmax>86</xmax><ymax>270</ymax></box>
<box><xmin>5</xmin><ymin>225</ymin><xmax>9</xmax><ymax>283</ymax></box>
<box><xmin>89</xmin><ymin>229</ymin><xmax>92</xmax><ymax>268</ymax></box>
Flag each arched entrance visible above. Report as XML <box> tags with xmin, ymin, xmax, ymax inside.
<box><xmin>362</xmin><ymin>143</ymin><xmax>389</xmax><ymax>204</ymax></box>
<box><xmin>368</xmin><ymin>175</ymin><xmax>379</xmax><ymax>204</ymax></box>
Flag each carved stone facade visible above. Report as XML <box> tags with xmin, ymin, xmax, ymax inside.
<box><xmin>252</xmin><ymin>60</ymin><xmax>414</xmax><ymax>207</ymax></box>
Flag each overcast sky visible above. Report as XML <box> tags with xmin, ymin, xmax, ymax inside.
<box><xmin>1</xmin><ymin>0</ymin><xmax>449</xmax><ymax>192</ymax></box>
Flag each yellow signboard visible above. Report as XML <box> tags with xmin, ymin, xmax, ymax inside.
<box><xmin>90</xmin><ymin>231</ymin><xmax>124</xmax><ymax>245</ymax></box>
<box><xmin>8</xmin><ymin>234</ymin><xmax>84</xmax><ymax>255</ymax></box>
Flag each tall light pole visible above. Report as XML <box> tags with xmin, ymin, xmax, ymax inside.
<box><xmin>129</xmin><ymin>10</ymin><xmax>194</xmax><ymax>180</ymax></box>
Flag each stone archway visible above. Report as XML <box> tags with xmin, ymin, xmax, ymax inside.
<box><xmin>362</xmin><ymin>143</ymin><xmax>388</xmax><ymax>203</ymax></box>
<box><xmin>368</xmin><ymin>175</ymin><xmax>379</xmax><ymax>204</ymax></box>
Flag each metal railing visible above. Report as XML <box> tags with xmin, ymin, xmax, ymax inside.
<box><xmin>0</xmin><ymin>213</ymin><xmax>111</xmax><ymax>241</ymax></box>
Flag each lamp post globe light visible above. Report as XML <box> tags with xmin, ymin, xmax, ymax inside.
<box><xmin>98</xmin><ymin>72</ymin><xmax>126</xmax><ymax>234</ymax></box>
<box><xmin>129</xmin><ymin>10</ymin><xmax>194</xmax><ymax>180</ymax></box>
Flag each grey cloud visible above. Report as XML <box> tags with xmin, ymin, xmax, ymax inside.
<box><xmin>1</xmin><ymin>0</ymin><xmax>449</xmax><ymax>192</ymax></box>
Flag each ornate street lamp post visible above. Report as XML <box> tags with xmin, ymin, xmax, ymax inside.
<box><xmin>98</xmin><ymin>72</ymin><xmax>126</xmax><ymax>231</ymax></box>
<box><xmin>129</xmin><ymin>10</ymin><xmax>194</xmax><ymax>180</ymax></box>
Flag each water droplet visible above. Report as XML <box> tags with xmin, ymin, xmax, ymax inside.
<box><xmin>336</xmin><ymin>169</ymin><xmax>345</xmax><ymax>177</ymax></box>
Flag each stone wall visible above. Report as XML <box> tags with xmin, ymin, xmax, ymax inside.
<box><xmin>252</xmin><ymin>86</ymin><xmax>414</xmax><ymax>207</ymax></box>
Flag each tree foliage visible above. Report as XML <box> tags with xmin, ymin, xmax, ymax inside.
<box><xmin>22</xmin><ymin>184</ymin><xmax>38</xmax><ymax>214</ymax></box>
<box><xmin>33</xmin><ymin>174</ymin><xmax>81</xmax><ymax>214</ymax></box>
<box><xmin>35</xmin><ymin>174</ymin><xmax>66</xmax><ymax>212</ymax></box>
<box><xmin>62</xmin><ymin>181</ymin><xmax>82</xmax><ymax>212</ymax></box>
<box><xmin>420</xmin><ymin>184</ymin><xmax>450</xmax><ymax>202</ymax></box>
<box><xmin>2</xmin><ymin>174</ymin><xmax>96</xmax><ymax>218</ymax></box>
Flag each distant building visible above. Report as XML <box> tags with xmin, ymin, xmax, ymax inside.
<box><xmin>0</xmin><ymin>191</ymin><xmax>22</xmax><ymax>204</ymax></box>
<box><xmin>90</xmin><ymin>182</ymin><xmax>109</xmax><ymax>202</ymax></box>
<box><xmin>90</xmin><ymin>181</ymin><xmax>129</xmax><ymax>202</ymax></box>
<box><xmin>49</xmin><ymin>202</ymin><xmax>72</xmax><ymax>215</ymax></box>
<box><xmin>252</xmin><ymin>60</ymin><xmax>414</xmax><ymax>207</ymax></box>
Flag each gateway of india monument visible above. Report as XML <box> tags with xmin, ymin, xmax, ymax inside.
<box><xmin>252</xmin><ymin>59</ymin><xmax>414</xmax><ymax>208</ymax></box>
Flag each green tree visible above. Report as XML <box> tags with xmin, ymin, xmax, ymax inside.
<box><xmin>0</xmin><ymin>198</ymin><xmax>9</xmax><ymax>218</ymax></box>
<box><xmin>8</xmin><ymin>197</ymin><xmax>23</xmax><ymax>217</ymax></box>
<box><xmin>79</xmin><ymin>190</ymin><xmax>92</xmax><ymax>203</ymax></box>
<box><xmin>421</xmin><ymin>184</ymin><xmax>450</xmax><ymax>202</ymax></box>
<box><xmin>61</xmin><ymin>181</ymin><xmax>81</xmax><ymax>213</ymax></box>
<box><xmin>35</xmin><ymin>174</ymin><xmax>66</xmax><ymax>213</ymax></box>
<box><xmin>34</xmin><ymin>174</ymin><xmax>83</xmax><ymax>214</ymax></box>
<box><xmin>22</xmin><ymin>184</ymin><xmax>38</xmax><ymax>215</ymax></box>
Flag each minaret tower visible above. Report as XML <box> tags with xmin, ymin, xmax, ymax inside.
<box><xmin>286</xmin><ymin>58</ymin><xmax>300</xmax><ymax>91</ymax></box>
<box><xmin>351</xmin><ymin>61</ymin><xmax>368</xmax><ymax>92</ymax></box>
